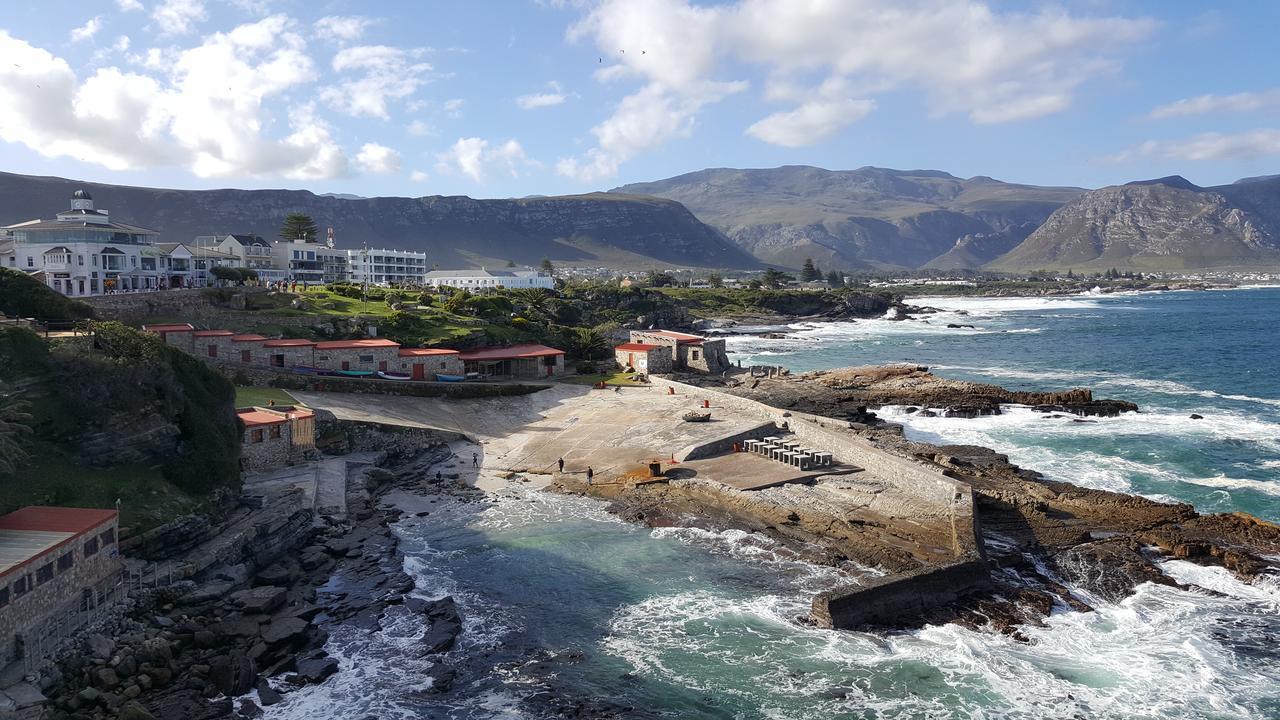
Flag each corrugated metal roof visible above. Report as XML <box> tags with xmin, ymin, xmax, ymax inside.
<box><xmin>0</xmin><ymin>530</ymin><xmax>73</xmax><ymax>575</ymax></box>
<box><xmin>458</xmin><ymin>344</ymin><xmax>564</xmax><ymax>361</ymax></box>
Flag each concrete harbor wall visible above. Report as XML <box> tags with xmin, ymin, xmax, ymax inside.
<box><xmin>650</xmin><ymin>376</ymin><xmax>990</xmax><ymax>628</ymax></box>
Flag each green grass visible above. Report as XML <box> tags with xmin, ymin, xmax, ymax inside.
<box><xmin>234</xmin><ymin>385</ymin><xmax>298</xmax><ymax>407</ymax></box>
<box><xmin>562</xmin><ymin>371</ymin><xmax>650</xmax><ymax>387</ymax></box>
<box><xmin>2</xmin><ymin>444</ymin><xmax>201</xmax><ymax>531</ymax></box>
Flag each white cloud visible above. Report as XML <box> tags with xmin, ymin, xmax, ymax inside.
<box><xmin>407</xmin><ymin>119</ymin><xmax>434</xmax><ymax>137</ymax></box>
<box><xmin>314</xmin><ymin>16</ymin><xmax>373</xmax><ymax>42</ymax></box>
<box><xmin>113</xmin><ymin>36</ymin><xmax>131</xmax><ymax>53</ymax></box>
<box><xmin>443</xmin><ymin>98</ymin><xmax>464</xmax><ymax>117</ymax></box>
<box><xmin>71</xmin><ymin>17</ymin><xmax>103</xmax><ymax>43</ymax></box>
<box><xmin>355</xmin><ymin>143</ymin><xmax>401</xmax><ymax>174</ymax></box>
<box><xmin>152</xmin><ymin>0</ymin><xmax>207</xmax><ymax>35</ymax></box>
<box><xmin>410</xmin><ymin>169</ymin><xmax>429</xmax><ymax>182</ymax></box>
<box><xmin>560</xmin><ymin>0</ymin><xmax>1153</xmax><ymax>180</ymax></box>
<box><xmin>517</xmin><ymin>81</ymin><xmax>567</xmax><ymax>109</ymax></box>
<box><xmin>0</xmin><ymin>18</ymin><xmax>356</xmax><ymax>180</ymax></box>
<box><xmin>1110</xmin><ymin>130</ymin><xmax>1280</xmax><ymax>163</ymax></box>
<box><xmin>435</xmin><ymin>137</ymin><xmax>536</xmax><ymax>183</ymax></box>
<box><xmin>746</xmin><ymin>98</ymin><xmax>875</xmax><ymax>147</ymax></box>
<box><xmin>320</xmin><ymin>45</ymin><xmax>432</xmax><ymax>119</ymax></box>
<box><xmin>1149</xmin><ymin>90</ymin><xmax>1280</xmax><ymax>120</ymax></box>
<box><xmin>115</xmin><ymin>0</ymin><xmax>143</xmax><ymax>11</ymax></box>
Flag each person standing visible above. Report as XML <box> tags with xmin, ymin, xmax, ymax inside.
<box><xmin>586</xmin><ymin>467</ymin><xmax>594</xmax><ymax>485</ymax></box>
<box><xmin>472</xmin><ymin>452</ymin><xmax>479</xmax><ymax>468</ymax></box>
<box><xmin>557</xmin><ymin>457</ymin><xmax>565</xmax><ymax>473</ymax></box>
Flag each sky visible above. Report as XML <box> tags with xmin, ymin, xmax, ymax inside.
<box><xmin>0</xmin><ymin>0</ymin><xmax>1277</xmax><ymax>199</ymax></box>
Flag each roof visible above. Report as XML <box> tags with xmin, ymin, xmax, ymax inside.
<box><xmin>42</xmin><ymin>246</ymin><xmax>72</xmax><ymax>254</ymax></box>
<box><xmin>398</xmin><ymin>348</ymin><xmax>460</xmax><ymax>357</ymax></box>
<box><xmin>231</xmin><ymin>334</ymin><xmax>267</xmax><ymax>342</ymax></box>
<box><xmin>237</xmin><ymin>409</ymin><xmax>288</xmax><ymax>427</ymax></box>
<box><xmin>228</xmin><ymin>234</ymin><xmax>268</xmax><ymax>246</ymax></box>
<box><xmin>313</xmin><ymin>338</ymin><xmax>401</xmax><ymax>350</ymax></box>
<box><xmin>4</xmin><ymin>218</ymin><xmax>158</xmax><ymax>234</ymax></box>
<box><xmin>0</xmin><ymin>507</ymin><xmax>117</xmax><ymax>534</ymax></box>
<box><xmin>263</xmin><ymin>339</ymin><xmax>317</xmax><ymax>347</ymax></box>
<box><xmin>648</xmin><ymin>330</ymin><xmax>705</xmax><ymax>343</ymax></box>
<box><xmin>458</xmin><ymin>343</ymin><xmax>564</xmax><ymax>361</ymax></box>
<box><xmin>424</xmin><ymin>269</ymin><xmax>548</xmax><ymax>279</ymax></box>
<box><xmin>615</xmin><ymin>342</ymin><xmax>663</xmax><ymax>352</ymax></box>
<box><xmin>143</xmin><ymin>323</ymin><xmax>195</xmax><ymax>333</ymax></box>
<box><xmin>192</xmin><ymin>330</ymin><xmax>234</xmax><ymax>337</ymax></box>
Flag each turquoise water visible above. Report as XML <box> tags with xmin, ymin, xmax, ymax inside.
<box><xmin>726</xmin><ymin>287</ymin><xmax>1280</xmax><ymax>521</ymax></box>
<box><xmin>264</xmin><ymin>288</ymin><xmax>1280</xmax><ymax>720</ymax></box>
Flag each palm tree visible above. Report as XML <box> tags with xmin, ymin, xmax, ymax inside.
<box><xmin>0</xmin><ymin>384</ymin><xmax>33</xmax><ymax>476</ymax></box>
<box><xmin>509</xmin><ymin>288</ymin><xmax>554</xmax><ymax>314</ymax></box>
<box><xmin>566</xmin><ymin>327</ymin><xmax>609</xmax><ymax>360</ymax></box>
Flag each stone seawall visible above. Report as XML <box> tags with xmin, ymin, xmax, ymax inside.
<box><xmin>219</xmin><ymin>364</ymin><xmax>551</xmax><ymax>400</ymax></box>
<box><xmin>650</xmin><ymin>376</ymin><xmax>990</xmax><ymax>627</ymax></box>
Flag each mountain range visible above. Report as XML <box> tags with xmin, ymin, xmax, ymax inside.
<box><xmin>1</xmin><ymin>167</ymin><xmax>1278</xmax><ymax>272</ymax></box>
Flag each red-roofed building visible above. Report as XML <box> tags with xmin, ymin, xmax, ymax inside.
<box><xmin>458</xmin><ymin>344</ymin><xmax>565</xmax><ymax>378</ymax></box>
<box><xmin>628</xmin><ymin>330</ymin><xmax>728</xmax><ymax>374</ymax></box>
<box><xmin>237</xmin><ymin>406</ymin><xmax>316</xmax><ymax>472</ymax></box>
<box><xmin>262</xmin><ymin>338</ymin><xmax>317</xmax><ymax>368</ymax></box>
<box><xmin>313</xmin><ymin>338</ymin><xmax>401</xmax><ymax>372</ymax></box>
<box><xmin>396</xmin><ymin>348</ymin><xmax>464</xmax><ymax>380</ymax></box>
<box><xmin>144</xmin><ymin>322</ymin><xmax>196</xmax><ymax>353</ymax></box>
<box><xmin>0</xmin><ymin>506</ymin><xmax>122</xmax><ymax>667</ymax></box>
<box><xmin>614</xmin><ymin>342</ymin><xmax>673</xmax><ymax>374</ymax></box>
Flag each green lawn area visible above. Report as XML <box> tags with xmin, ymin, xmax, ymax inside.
<box><xmin>234</xmin><ymin>385</ymin><xmax>299</xmax><ymax>408</ymax></box>
<box><xmin>1</xmin><ymin>444</ymin><xmax>201</xmax><ymax>531</ymax></box>
<box><xmin>562</xmin><ymin>371</ymin><xmax>651</xmax><ymax>387</ymax></box>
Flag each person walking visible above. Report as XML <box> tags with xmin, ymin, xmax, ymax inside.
<box><xmin>586</xmin><ymin>467</ymin><xmax>594</xmax><ymax>485</ymax></box>
<box><xmin>557</xmin><ymin>457</ymin><xmax>565</xmax><ymax>473</ymax></box>
<box><xmin>472</xmin><ymin>452</ymin><xmax>479</xmax><ymax>468</ymax></box>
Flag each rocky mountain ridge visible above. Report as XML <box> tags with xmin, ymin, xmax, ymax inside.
<box><xmin>0</xmin><ymin>172</ymin><xmax>758</xmax><ymax>270</ymax></box>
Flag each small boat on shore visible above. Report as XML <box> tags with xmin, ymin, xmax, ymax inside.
<box><xmin>435</xmin><ymin>374</ymin><xmax>466</xmax><ymax>382</ymax></box>
<box><xmin>376</xmin><ymin>371</ymin><xmax>412</xmax><ymax>381</ymax></box>
<box><xmin>682</xmin><ymin>411</ymin><xmax>712</xmax><ymax>422</ymax></box>
<box><xmin>336</xmin><ymin>369</ymin><xmax>374</xmax><ymax>377</ymax></box>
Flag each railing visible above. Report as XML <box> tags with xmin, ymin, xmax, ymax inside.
<box><xmin>11</xmin><ymin>572</ymin><xmax>125</xmax><ymax>675</ymax></box>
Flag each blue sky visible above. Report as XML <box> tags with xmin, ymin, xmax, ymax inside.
<box><xmin>0</xmin><ymin>0</ymin><xmax>1276</xmax><ymax>198</ymax></box>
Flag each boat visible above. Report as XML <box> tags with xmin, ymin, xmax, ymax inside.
<box><xmin>376</xmin><ymin>371</ymin><xmax>412</xmax><ymax>381</ymax></box>
<box><xmin>292</xmin><ymin>366</ymin><xmax>332</xmax><ymax>376</ymax></box>
<box><xmin>682</xmin><ymin>411</ymin><xmax>712</xmax><ymax>422</ymax></box>
<box><xmin>335</xmin><ymin>369</ymin><xmax>374</xmax><ymax>377</ymax></box>
<box><xmin>435</xmin><ymin>373</ymin><xmax>466</xmax><ymax>382</ymax></box>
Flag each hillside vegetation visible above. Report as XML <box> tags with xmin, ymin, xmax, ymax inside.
<box><xmin>0</xmin><ymin>266</ymin><xmax>95</xmax><ymax>320</ymax></box>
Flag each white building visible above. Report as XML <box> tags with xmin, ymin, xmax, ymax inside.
<box><xmin>272</xmin><ymin>239</ymin><xmax>349</xmax><ymax>284</ymax></box>
<box><xmin>424</xmin><ymin>268</ymin><xmax>554</xmax><ymax>292</ymax></box>
<box><xmin>346</xmin><ymin>248</ymin><xmax>429</xmax><ymax>286</ymax></box>
<box><xmin>0</xmin><ymin>190</ymin><xmax>161</xmax><ymax>295</ymax></box>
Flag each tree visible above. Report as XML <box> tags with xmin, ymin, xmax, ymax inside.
<box><xmin>210</xmin><ymin>266</ymin><xmax>239</xmax><ymax>284</ymax></box>
<box><xmin>800</xmin><ymin>258</ymin><xmax>822</xmax><ymax>282</ymax></box>
<box><xmin>761</xmin><ymin>268</ymin><xmax>795</xmax><ymax>289</ymax></box>
<box><xmin>506</xmin><ymin>259</ymin><xmax>517</xmax><ymax>268</ymax></box>
<box><xmin>706</xmin><ymin>272</ymin><xmax>724</xmax><ymax>288</ymax></box>
<box><xmin>280</xmin><ymin>213</ymin><xmax>319</xmax><ymax>242</ymax></box>
<box><xmin>645</xmin><ymin>270</ymin><xmax>676</xmax><ymax>287</ymax></box>
<box><xmin>565</xmin><ymin>327</ymin><xmax>609</xmax><ymax>360</ymax></box>
<box><xmin>509</xmin><ymin>288</ymin><xmax>553</xmax><ymax>315</ymax></box>
<box><xmin>540</xmin><ymin>258</ymin><xmax>556</xmax><ymax>276</ymax></box>
<box><xmin>417</xmin><ymin>291</ymin><xmax>434</xmax><ymax>306</ymax></box>
<box><xmin>1066</xmin><ymin>268</ymin><xmax>1075</xmax><ymax>279</ymax></box>
<box><xmin>0</xmin><ymin>384</ymin><xmax>32</xmax><ymax>476</ymax></box>
<box><xmin>826</xmin><ymin>270</ymin><xmax>845</xmax><ymax>288</ymax></box>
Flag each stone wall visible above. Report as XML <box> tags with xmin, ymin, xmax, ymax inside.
<box><xmin>811</xmin><ymin>560</ymin><xmax>992</xmax><ymax>629</ymax></box>
<box><xmin>686</xmin><ymin>338</ymin><xmax>729</xmax><ymax>374</ymax></box>
<box><xmin>0</xmin><ymin>518</ymin><xmax>122</xmax><ymax>667</ymax></box>
<box><xmin>393</xmin><ymin>354</ymin><xmax>465</xmax><ymax>378</ymax></box>
<box><xmin>240</xmin><ymin>423</ymin><xmax>292</xmax><ymax>473</ymax></box>
<box><xmin>219</xmin><ymin>364</ymin><xmax>550</xmax><ymax>399</ymax></box>
<box><xmin>615</xmin><ymin>346</ymin><xmax>673</xmax><ymax>374</ymax></box>
<box><xmin>261</xmin><ymin>343</ymin><xmax>316</xmax><ymax>368</ymax></box>
<box><xmin>313</xmin><ymin>346</ymin><xmax>400</xmax><ymax>372</ymax></box>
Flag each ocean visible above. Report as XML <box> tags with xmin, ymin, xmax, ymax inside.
<box><xmin>264</xmin><ymin>287</ymin><xmax>1280</xmax><ymax>720</ymax></box>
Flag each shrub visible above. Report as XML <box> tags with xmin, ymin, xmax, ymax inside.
<box><xmin>0</xmin><ymin>267</ymin><xmax>94</xmax><ymax>321</ymax></box>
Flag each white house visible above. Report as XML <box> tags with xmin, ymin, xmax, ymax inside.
<box><xmin>346</xmin><ymin>248</ymin><xmax>429</xmax><ymax>286</ymax></box>
<box><xmin>0</xmin><ymin>190</ymin><xmax>161</xmax><ymax>296</ymax></box>
<box><xmin>273</xmin><ymin>239</ymin><xmax>349</xmax><ymax>284</ymax></box>
<box><xmin>424</xmin><ymin>268</ymin><xmax>554</xmax><ymax>292</ymax></box>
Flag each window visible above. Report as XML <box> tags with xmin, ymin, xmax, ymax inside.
<box><xmin>84</xmin><ymin>536</ymin><xmax>99</xmax><ymax>557</ymax></box>
<box><xmin>207</xmin><ymin>344</ymin><xmax>217</xmax><ymax>358</ymax></box>
<box><xmin>26</xmin><ymin>256</ymin><xmax>33</xmax><ymax>267</ymax></box>
<box><xmin>269</xmin><ymin>425</ymin><xmax>281</xmax><ymax>439</ymax></box>
<box><xmin>250</xmin><ymin>429</ymin><xmax>264</xmax><ymax>443</ymax></box>
<box><xmin>36</xmin><ymin>562</ymin><xmax>54</xmax><ymax>585</ymax></box>
<box><xmin>692</xmin><ymin>350</ymin><xmax>700</xmax><ymax>361</ymax></box>
<box><xmin>359</xmin><ymin>354</ymin><xmax>374</xmax><ymax>362</ymax></box>
<box><xmin>0</xmin><ymin>585</ymin><xmax>9</xmax><ymax>608</ymax></box>
<box><xmin>241</xmin><ymin>350</ymin><xmax>251</xmax><ymax>363</ymax></box>
<box><xmin>12</xmin><ymin>575</ymin><xmax>30</xmax><ymax>598</ymax></box>
<box><xmin>57</xmin><ymin>552</ymin><xmax>73</xmax><ymax>573</ymax></box>
<box><xmin>78</xmin><ymin>255</ymin><xmax>84</xmax><ymax>265</ymax></box>
<box><xmin>100</xmin><ymin>528</ymin><xmax>115</xmax><ymax>546</ymax></box>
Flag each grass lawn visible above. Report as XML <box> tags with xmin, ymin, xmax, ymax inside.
<box><xmin>234</xmin><ymin>385</ymin><xmax>299</xmax><ymax>408</ymax></box>
<box><xmin>2</xmin><ymin>444</ymin><xmax>201</xmax><ymax>532</ymax></box>
<box><xmin>562</xmin><ymin>371</ymin><xmax>651</xmax><ymax>387</ymax></box>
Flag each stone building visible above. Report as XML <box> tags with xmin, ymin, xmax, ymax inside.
<box><xmin>459</xmin><ymin>344</ymin><xmax>566</xmax><ymax>379</ymax></box>
<box><xmin>192</xmin><ymin>329</ymin><xmax>236</xmax><ymax>360</ymax></box>
<box><xmin>0</xmin><ymin>507</ymin><xmax>122</xmax><ymax>669</ymax></box>
<box><xmin>238</xmin><ymin>406</ymin><xmax>316</xmax><ymax>473</ymax></box>
<box><xmin>396</xmin><ymin>348</ymin><xmax>465</xmax><ymax>380</ymax></box>
<box><xmin>143</xmin><ymin>323</ymin><xmax>196</xmax><ymax>353</ymax></box>
<box><xmin>614</xmin><ymin>342</ymin><xmax>673</xmax><ymax>374</ymax></box>
<box><xmin>230</xmin><ymin>334</ymin><xmax>268</xmax><ymax>365</ymax></box>
<box><xmin>628</xmin><ymin>330</ymin><xmax>729</xmax><ymax>373</ymax></box>
<box><xmin>312</xmin><ymin>339</ymin><xmax>402</xmax><ymax>372</ymax></box>
<box><xmin>261</xmin><ymin>338</ymin><xmax>317</xmax><ymax>368</ymax></box>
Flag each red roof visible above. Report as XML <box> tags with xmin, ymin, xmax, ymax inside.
<box><xmin>263</xmin><ymin>339</ymin><xmax>316</xmax><ymax>347</ymax></box>
<box><xmin>615</xmin><ymin>342</ymin><xmax>662</xmax><ymax>352</ymax></box>
<box><xmin>458</xmin><ymin>344</ymin><xmax>564</xmax><ymax>361</ymax></box>
<box><xmin>649</xmin><ymin>330</ymin><xmax>705</xmax><ymax>343</ymax></box>
<box><xmin>399</xmin><ymin>348</ymin><xmax>460</xmax><ymax>357</ymax></box>
<box><xmin>232</xmin><ymin>334</ymin><xmax>267</xmax><ymax>342</ymax></box>
<box><xmin>237</xmin><ymin>409</ymin><xmax>288</xmax><ymax>427</ymax></box>
<box><xmin>193</xmin><ymin>330</ymin><xmax>234</xmax><ymax>337</ymax></box>
<box><xmin>314</xmin><ymin>338</ymin><xmax>401</xmax><ymax>350</ymax></box>
<box><xmin>0</xmin><ymin>507</ymin><xmax>117</xmax><ymax>535</ymax></box>
<box><xmin>143</xmin><ymin>323</ymin><xmax>194</xmax><ymax>333</ymax></box>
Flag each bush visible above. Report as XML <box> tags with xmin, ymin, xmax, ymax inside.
<box><xmin>0</xmin><ymin>267</ymin><xmax>94</xmax><ymax>321</ymax></box>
